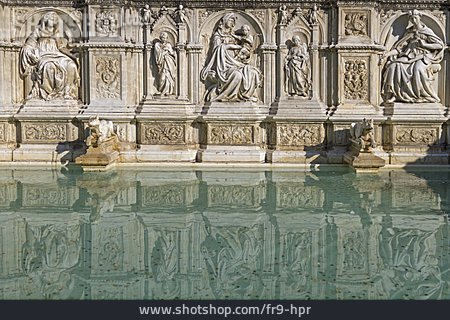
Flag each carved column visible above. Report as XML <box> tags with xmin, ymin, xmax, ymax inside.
<box><xmin>186</xmin><ymin>44</ymin><xmax>203</xmax><ymax>106</ymax></box>
<box><xmin>260</xmin><ymin>44</ymin><xmax>277</xmax><ymax>105</ymax></box>
<box><xmin>142</xmin><ymin>24</ymin><xmax>152</xmax><ymax>100</ymax></box>
<box><xmin>275</xmin><ymin>24</ymin><xmax>288</xmax><ymax>101</ymax></box>
<box><xmin>177</xmin><ymin>22</ymin><xmax>188</xmax><ymax>101</ymax></box>
<box><xmin>311</xmin><ymin>23</ymin><xmax>320</xmax><ymax>100</ymax></box>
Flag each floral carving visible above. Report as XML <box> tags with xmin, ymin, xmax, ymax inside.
<box><xmin>344</xmin><ymin>59</ymin><xmax>368</xmax><ymax>100</ymax></box>
<box><xmin>23</xmin><ymin>187</ymin><xmax>69</xmax><ymax>206</ymax></box>
<box><xmin>249</xmin><ymin>10</ymin><xmax>265</xmax><ymax>25</ymax></box>
<box><xmin>142</xmin><ymin>124</ymin><xmax>185</xmax><ymax>144</ymax></box>
<box><xmin>277</xmin><ymin>185</ymin><xmax>323</xmax><ymax>208</ymax></box>
<box><xmin>22</xmin><ymin>124</ymin><xmax>66</xmax><ymax>142</ymax></box>
<box><xmin>210</xmin><ymin>125</ymin><xmax>253</xmax><ymax>145</ymax></box>
<box><xmin>278</xmin><ymin>125</ymin><xmax>321</xmax><ymax>146</ymax></box>
<box><xmin>395</xmin><ymin>128</ymin><xmax>437</xmax><ymax>144</ymax></box>
<box><xmin>0</xmin><ymin>123</ymin><xmax>5</xmax><ymax>141</ymax></box>
<box><xmin>95</xmin><ymin>11</ymin><xmax>118</xmax><ymax>36</ymax></box>
<box><xmin>96</xmin><ymin>56</ymin><xmax>120</xmax><ymax>99</ymax></box>
<box><xmin>198</xmin><ymin>9</ymin><xmax>213</xmax><ymax>27</ymax></box>
<box><xmin>344</xmin><ymin>12</ymin><xmax>368</xmax><ymax>36</ymax></box>
<box><xmin>380</xmin><ymin>9</ymin><xmax>396</xmax><ymax>27</ymax></box>
<box><xmin>209</xmin><ymin>185</ymin><xmax>258</xmax><ymax>206</ymax></box>
<box><xmin>341</xmin><ymin>230</ymin><xmax>367</xmax><ymax>273</ymax></box>
<box><xmin>97</xmin><ymin>227</ymin><xmax>123</xmax><ymax>271</ymax></box>
<box><xmin>142</xmin><ymin>186</ymin><xmax>184</xmax><ymax>206</ymax></box>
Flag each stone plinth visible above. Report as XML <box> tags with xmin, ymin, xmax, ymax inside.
<box><xmin>268</xmin><ymin>99</ymin><xmax>327</xmax><ymax>163</ymax></box>
<box><xmin>197</xmin><ymin>102</ymin><xmax>267</xmax><ymax>163</ymax></box>
<box><xmin>383</xmin><ymin>103</ymin><xmax>445</xmax><ymax>121</ymax></box>
<box><xmin>135</xmin><ymin>99</ymin><xmax>197</xmax><ymax>162</ymax></box>
<box><xmin>382</xmin><ymin>104</ymin><xmax>447</xmax><ymax>165</ymax></box>
<box><xmin>75</xmin><ymin>136</ymin><xmax>120</xmax><ymax>172</ymax></box>
<box><xmin>344</xmin><ymin>141</ymin><xmax>386</xmax><ymax>173</ymax></box>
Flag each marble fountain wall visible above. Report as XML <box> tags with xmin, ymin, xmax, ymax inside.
<box><xmin>0</xmin><ymin>0</ymin><xmax>449</xmax><ymax>165</ymax></box>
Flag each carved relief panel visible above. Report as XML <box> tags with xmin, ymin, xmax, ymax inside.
<box><xmin>140</xmin><ymin>123</ymin><xmax>186</xmax><ymax>145</ymax></box>
<box><xmin>393</xmin><ymin>126</ymin><xmax>440</xmax><ymax>146</ymax></box>
<box><xmin>208</xmin><ymin>124</ymin><xmax>254</xmax><ymax>145</ymax></box>
<box><xmin>95</xmin><ymin>10</ymin><xmax>119</xmax><ymax>37</ymax></box>
<box><xmin>339</xmin><ymin>9</ymin><xmax>371</xmax><ymax>41</ymax></box>
<box><xmin>0</xmin><ymin>123</ymin><xmax>5</xmax><ymax>142</ymax></box>
<box><xmin>340</xmin><ymin>56</ymin><xmax>370</xmax><ymax>103</ymax></box>
<box><xmin>18</xmin><ymin>11</ymin><xmax>81</xmax><ymax>102</ymax></box>
<box><xmin>276</xmin><ymin>124</ymin><xmax>323</xmax><ymax>147</ymax></box>
<box><xmin>95</xmin><ymin>56</ymin><xmax>121</xmax><ymax>100</ymax></box>
<box><xmin>90</xmin><ymin>7</ymin><xmax>121</xmax><ymax>39</ymax></box>
<box><xmin>199</xmin><ymin>12</ymin><xmax>264</xmax><ymax>103</ymax></box>
<box><xmin>20</xmin><ymin>122</ymin><xmax>78</xmax><ymax>143</ymax></box>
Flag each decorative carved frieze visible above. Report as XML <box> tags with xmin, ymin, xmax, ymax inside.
<box><xmin>209</xmin><ymin>125</ymin><xmax>253</xmax><ymax>145</ymax></box>
<box><xmin>379</xmin><ymin>9</ymin><xmax>396</xmax><ymax>27</ymax></box>
<box><xmin>0</xmin><ymin>123</ymin><xmax>5</xmax><ymax>142</ymax></box>
<box><xmin>22</xmin><ymin>187</ymin><xmax>69</xmax><ymax>206</ymax></box>
<box><xmin>22</xmin><ymin>123</ymin><xmax>66</xmax><ymax>142</ymax></box>
<box><xmin>141</xmin><ymin>186</ymin><xmax>185</xmax><ymax>206</ymax></box>
<box><xmin>278</xmin><ymin>124</ymin><xmax>321</xmax><ymax>146</ymax></box>
<box><xmin>343</xmin><ymin>59</ymin><xmax>368</xmax><ymax>100</ymax></box>
<box><xmin>95</xmin><ymin>56</ymin><xmax>121</xmax><ymax>99</ymax></box>
<box><xmin>248</xmin><ymin>9</ymin><xmax>265</xmax><ymax>25</ymax></box>
<box><xmin>277</xmin><ymin>185</ymin><xmax>323</xmax><ymax>208</ymax></box>
<box><xmin>395</xmin><ymin>128</ymin><xmax>438</xmax><ymax>145</ymax></box>
<box><xmin>344</xmin><ymin>12</ymin><xmax>368</xmax><ymax>36</ymax></box>
<box><xmin>141</xmin><ymin>123</ymin><xmax>185</xmax><ymax>145</ymax></box>
<box><xmin>95</xmin><ymin>11</ymin><xmax>118</xmax><ymax>36</ymax></box>
<box><xmin>208</xmin><ymin>185</ymin><xmax>259</xmax><ymax>207</ymax></box>
<box><xmin>198</xmin><ymin>9</ymin><xmax>214</xmax><ymax>27</ymax></box>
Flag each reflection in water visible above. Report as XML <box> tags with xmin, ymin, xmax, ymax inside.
<box><xmin>0</xmin><ymin>168</ymin><xmax>448</xmax><ymax>300</ymax></box>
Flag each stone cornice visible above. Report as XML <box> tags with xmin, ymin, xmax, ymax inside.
<box><xmin>0</xmin><ymin>0</ymin><xmax>447</xmax><ymax>8</ymax></box>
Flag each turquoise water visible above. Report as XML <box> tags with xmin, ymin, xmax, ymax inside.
<box><xmin>0</xmin><ymin>167</ymin><xmax>448</xmax><ymax>300</ymax></box>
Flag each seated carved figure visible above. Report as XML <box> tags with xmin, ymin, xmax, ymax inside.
<box><xmin>19</xmin><ymin>11</ymin><xmax>79</xmax><ymax>101</ymax></box>
<box><xmin>350</xmin><ymin>119</ymin><xmax>376</xmax><ymax>152</ymax></box>
<box><xmin>200</xmin><ymin>13</ymin><xmax>262</xmax><ymax>102</ymax></box>
<box><xmin>381</xmin><ymin>10</ymin><xmax>444</xmax><ymax>103</ymax></box>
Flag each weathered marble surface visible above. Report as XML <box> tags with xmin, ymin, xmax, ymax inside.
<box><xmin>0</xmin><ymin>1</ymin><xmax>449</xmax><ymax>165</ymax></box>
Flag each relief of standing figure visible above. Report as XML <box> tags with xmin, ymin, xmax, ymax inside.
<box><xmin>284</xmin><ymin>35</ymin><xmax>311</xmax><ymax>97</ymax></box>
<box><xmin>153</xmin><ymin>31</ymin><xmax>176</xmax><ymax>96</ymax></box>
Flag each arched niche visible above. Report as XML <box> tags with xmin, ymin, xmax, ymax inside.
<box><xmin>17</xmin><ymin>9</ymin><xmax>82</xmax><ymax>102</ymax></box>
<box><xmin>16</xmin><ymin>8</ymin><xmax>82</xmax><ymax>44</ymax></box>
<box><xmin>271</xmin><ymin>12</ymin><xmax>326</xmax><ymax>46</ymax></box>
<box><xmin>198</xmin><ymin>10</ymin><xmax>265</xmax><ymax>102</ymax></box>
<box><xmin>286</xmin><ymin>15</ymin><xmax>312</xmax><ymax>44</ymax></box>
<box><xmin>380</xmin><ymin>12</ymin><xmax>445</xmax><ymax>50</ymax></box>
<box><xmin>199</xmin><ymin>9</ymin><xmax>265</xmax><ymax>45</ymax></box>
<box><xmin>379</xmin><ymin>11</ymin><xmax>446</xmax><ymax>103</ymax></box>
<box><xmin>151</xmin><ymin>12</ymin><xmax>192</xmax><ymax>43</ymax></box>
<box><xmin>149</xmin><ymin>27</ymin><xmax>178</xmax><ymax>96</ymax></box>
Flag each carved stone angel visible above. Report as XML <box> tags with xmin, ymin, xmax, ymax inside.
<box><xmin>19</xmin><ymin>11</ymin><xmax>79</xmax><ymax>101</ymax></box>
